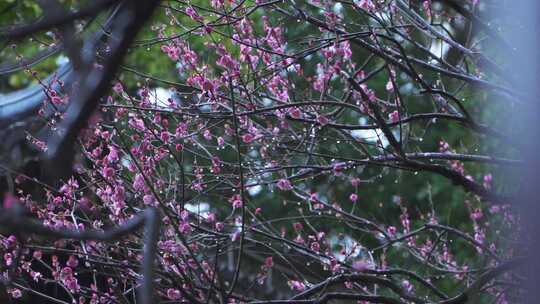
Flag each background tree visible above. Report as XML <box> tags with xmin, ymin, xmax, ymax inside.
<box><xmin>0</xmin><ymin>0</ymin><xmax>525</xmax><ymax>303</ymax></box>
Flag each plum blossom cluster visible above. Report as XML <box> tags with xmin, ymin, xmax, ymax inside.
<box><xmin>0</xmin><ymin>0</ymin><xmax>523</xmax><ymax>303</ymax></box>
